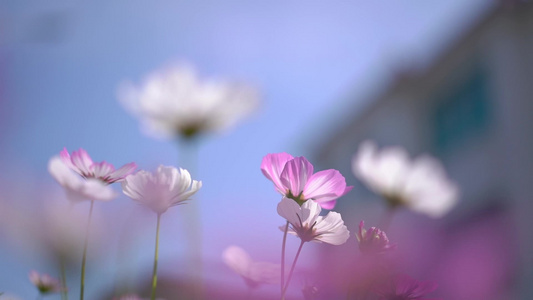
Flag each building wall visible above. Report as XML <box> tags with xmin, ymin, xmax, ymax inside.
<box><xmin>313</xmin><ymin>4</ymin><xmax>533</xmax><ymax>299</ymax></box>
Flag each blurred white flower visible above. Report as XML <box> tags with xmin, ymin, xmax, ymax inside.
<box><xmin>352</xmin><ymin>141</ymin><xmax>459</xmax><ymax>218</ymax></box>
<box><xmin>29</xmin><ymin>270</ymin><xmax>64</xmax><ymax>294</ymax></box>
<box><xmin>122</xmin><ymin>165</ymin><xmax>202</xmax><ymax>214</ymax></box>
<box><xmin>222</xmin><ymin>245</ymin><xmax>280</xmax><ymax>288</ymax></box>
<box><xmin>277</xmin><ymin>197</ymin><xmax>349</xmax><ymax>245</ymax></box>
<box><xmin>118</xmin><ymin>64</ymin><xmax>259</xmax><ymax>139</ymax></box>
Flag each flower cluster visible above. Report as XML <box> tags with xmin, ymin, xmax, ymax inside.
<box><xmin>40</xmin><ymin>134</ymin><xmax>450</xmax><ymax>299</ymax></box>
<box><xmin>47</xmin><ymin>148</ymin><xmax>201</xmax><ymax>300</ymax></box>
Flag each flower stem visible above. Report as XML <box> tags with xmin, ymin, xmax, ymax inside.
<box><xmin>151</xmin><ymin>213</ymin><xmax>162</xmax><ymax>300</ymax></box>
<box><xmin>60</xmin><ymin>257</ymin><xmax>68</xmax><ymax>300</ymax></box>
<box><xmin>282</xmin><ymin>240</ymin><xmax>305</xmax><ymax>297</ymax></box>
<box><xmin>178</xmin><ymin>139</ymin><xmax>203</xmax><ymax>299</ymax></box>
<box><xmin>281</xmin><ymin>220</ymin><xmax>289</xmax><ymax>299</ymax></box>
<box><xmin>80</xmin><ymin>200</ymin><xmax>95</xmax><ymax>300</ymax></box>
<box><xmin>379</xmin><ymin>206</ymin><xmax>397</xmax><ymax>231</ymax></box>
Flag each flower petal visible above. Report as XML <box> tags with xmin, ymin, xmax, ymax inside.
<box><xmin>261</xmin><ymin>153</ymin><xmax>294</xmax><ymax>194</ymax></box>
<box><xmin>92</xmin><ymin>161</ymin><xmax>115</xmax><ymax>179</ymax></box>
<box><xmin>314</xmin><ymin>211</ymin><xmax>350</xmax><ymax>245</ymax></box>
<box><xmin>122</xmin><ymin>165</ymin><xmax>201</xmax><ymax>214</ymax></box>
<box><xmin>107</xmin><ymin>162</ymin><xmax>137</xmax><ymax>182</ymax></box>
<box><xmin>303</xmin><ymin>169</ymin><xmax>348</xmax><ymax>205</ymax></box>
<box><xmin>280</xmin><ymin>156</ymin><xmax>313</xmax><ymax>197</ymax></box>
<box><xmin>277</xmin><ymin>197</ymin><xmax>302</xmax><ymax>226</ymax></box>
<box><xmin>70</xmin><ymin>148</ymin><xmax>94</xmax><ymax>177</ymax></box>
<box><xmin>222</xmin><ymin>245</ymin><xmax>252</xmax><ymax>277</ymax></box>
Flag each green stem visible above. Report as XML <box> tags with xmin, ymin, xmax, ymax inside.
<box><xmin>177</xmin><ymin>139</ymin><xmax>203</xmax><ymax>300</ymax></box>
<box><xmin>280</xmin><ymin>221</ymin><xmax>289</xmax><ymax>299</ymax></box>
<box><xmin>80</xmin><ymin>200</ymin><xmax>95</xmax><ymax>300</ymax></box>
<box><xmin>151</xmin><ymin>213</ymin><xmax>162</xmax><ymax>300</ymax></box>
<box><xmin>282</xmin><ymin>240</ymin><xmax>305</xmax><ymax>297</ymax></box>
<box><xmin>379</xmin><ymin>206</ymin><xmax>397</xmax><ymax>231</ymax></box>
<box><xmin>60</xmin><ymin>257</ymin><xmax>68</xmax><ymax>300</ymax></box>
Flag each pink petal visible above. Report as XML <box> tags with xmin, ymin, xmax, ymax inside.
<box><xmin>92</xmin><ymin>161</ymin><xmax>116</xmax><ymax>179</ymax></box>
<box><xmin>260</xmin><ymin>153</ymin><xmax>294</xmax><ymax>194</ymax></box>
<box><xmin>59</xmin><ymin>148</ymin><xmax>77</xmax><ymax>171</ymax></box>
<box><xmin>303</xmin><ymin>169</ymin><xmax>347</xmax><ymax>203</ymax></box>
<box><xmin>318</xmin><ymin>200</ymin><xmax>336</xmax><ymax>209</ymax></box>
<box><xmin>107</xmin><ymin>162</ymin><xmax>137</xmax><ymax>182</ymax></box>
<box><xmin>71</xmin><ymin>148</ymin><xmax>94</xmax><ymax>176</ymax></box>
<box><xmin>280</xmin><ymin>156</ymin><xmax>314</xmax><ymax>197</ymax></box>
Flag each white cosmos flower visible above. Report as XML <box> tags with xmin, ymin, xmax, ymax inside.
<box><xmin>48</xmin><ymin>157</ymin><xmax>117</xmax><ymax>202</ymax></box>
<box><xmin>222</xmin><ymin>245</ymin><xmax>280</xmax><ymax>288</ymax></box>
<box><xmin>121</xmin><ymin>165</ymin><xmax>202</xmax><ymax>214</ymax></box>
<box><xmin>118</xmin><ymin>64</ymin><xmax>259</xmax><ymax>139</ymax></box>
<box><xmin>277</xmin><ymin>197</ymin><xmax>349</xmax><ymax>245</ymax></box>
<box><xmin>352</xmin><ymin>141</ymin><xmax>459</xmax><ymax>218</ymax></box>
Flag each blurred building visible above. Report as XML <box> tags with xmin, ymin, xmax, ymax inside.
<box><xmin>312</xmin><ymin>2</ymin><xmax>533</xmax><ymax>299</ymax></box>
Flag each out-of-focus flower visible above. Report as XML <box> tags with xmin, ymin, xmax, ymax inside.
<box><xmin>122</xmin><ymin>165</ymin><xmax>201</xmax><ymax>214</ymax></box>
<box><xmin>48</xmin><ymin>148</ymin><xmax>135</xmax><ymax>202</ymax></box>
<box><xmin>352</xmin><ymin>141</ymin><xmax>458</xmax><ymax>218</ymax></box>
<box><xmin>29</xmin><ymin>270</ymin><xmax>64</xmax><ymax>294</ymax></box>
<box><xmin>277</xmin><ymin>197</ymin><xmax>349</xmax><ymax>245</ymax></box>
<box><xmin>261</xmin><ymin>153</ymin><xmax>353</xmax><ymax>209</ymax></box>
<box><xmin>48</xmin><ymin>157</ymin><xmax>117</xmax><ymax>202</ymax></box>
<box><xmin>374</xmin><ymin>274</ymin><xmax>438</xmax><ymax>300</ymax></box>
<box><xmin>60</xmin><ymin>148</ymin><xmax>137</xmax><ymax>184</ymax></box>
<box><xmin>118</xmin><ymin>64</ymin><xmax>259</xmax><ymax>139</ymax></box>
<box><xmin>222</xmin><ymin>245</ymin><xmax>280</xmax><ymax>288</ymax></box>
<box><xmin>356</xmin><ymin>221</ymin><xmax>395</xmax><ymax>255</ymax></box>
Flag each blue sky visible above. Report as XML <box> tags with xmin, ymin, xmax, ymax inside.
<box><xmin>0</xmin><ymin>1</ymin><xmax>492</xmax><ymax>298</ymax></box>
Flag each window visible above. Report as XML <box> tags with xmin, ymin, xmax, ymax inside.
<box><xmin>433</xmin><ymin>65</ymin><xmax>491</xmax><ymax>153</ymax></box>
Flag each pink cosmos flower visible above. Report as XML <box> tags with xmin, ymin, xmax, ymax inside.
<box><xmin>60</xmin><ymin>148</ymin><xmax>137</xmax><ymax>184</ymax></box>
<box><xmin>121</xmin><ymin>165</ymin><xmax>202</xmax><ymax>214</ymax></box>
<box><xmin>375</xmin><ymin>274</ymin><xmax>439</xmax><ymax>300</ymax></box>
<box><xmin>48</xmin><ymin>157</ymin><xmax>117</xmax><ymax>202</ymax></box>
<box><xmin>29</xmin><ymin>270</ymin><xmax>64</xmax><ymax>294</ymax></box>
<box><xmin>277</xmin><ymin>197</ymin><xmax>350</xmax><ymax>245</ymax></box>
<box><xmin>261</xmin><ymin>153</ymin><xmax>353</xmax><ymax>209</ymax></box>
<box><xmin>356</xmin><ymin>221</ymin><xmax>396</xmax><ymax>255</ymax></box>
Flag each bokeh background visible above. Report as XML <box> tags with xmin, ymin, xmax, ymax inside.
<box><xmin>1</xmin><ymin>0</ymin><xmax>532</xmax><ymax>299</ymax></box>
